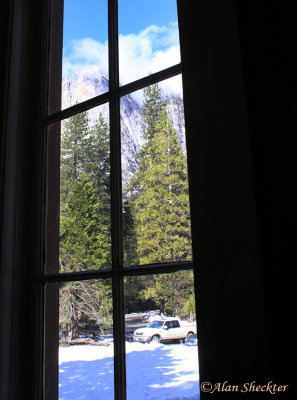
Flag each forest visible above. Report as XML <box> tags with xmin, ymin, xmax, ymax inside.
<box><xmin>59</xmin><ymin>84</ymin><xmax>195</xmax><ymax>340</ymax></box>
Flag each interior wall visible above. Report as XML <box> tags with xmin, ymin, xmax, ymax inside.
<box><xmin>179</xmin><ymin>1</ymin><xmax>268</xmax><ymax>395</ymax></box>
<box><xmin>0</xmin><ymin>1</ymin><xmax>49</xmax><ymax>399</ymax></box>
<box><xmin>178</xmin><ymin>1</ymin><xmax>295</xmax><ymax>397</ymax></box>
<box><xmin>236</xmin><ymin>0</ymin><xmax>296</xmax><ymax>388</ymax></box>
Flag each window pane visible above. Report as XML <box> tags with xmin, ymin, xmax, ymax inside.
<box><xmin>118</xmin><ymin>0</ymin><xmax>181</xmax><ymax>85</ymax></box>
<box><xmin>62</xmin><ymin>0</ymin><xmax>109</xmax><ymax>110</ymax></box>
<box><xmin>124</xmin><ymin>271</ymin><xmax>199</xmax><ymax>400</ymax></box>
<box><xmin>121</xmin><ymin>76</ymin><xmax>192</xmax><ymax>267</ymax></box>
<box><xmin>59</xmin><ymin>279</ymin><xmax>114</xmax><ymax>400</ymax></box>
<box><xmin>59</xmin><ymin>105</ymin><xmax>111</xmax><ymax>273</ymax></box>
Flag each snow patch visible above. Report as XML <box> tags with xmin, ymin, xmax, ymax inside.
<box><xmin>59</xmin><ymin>342</ymin><xmax>199</xmax><ymax>400</ymax></box>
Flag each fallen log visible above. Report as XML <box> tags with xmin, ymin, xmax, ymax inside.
<box><xmin>60</xmin><ymin>338</ymin><xmax>112</xmax><ymax>346</ymax></box>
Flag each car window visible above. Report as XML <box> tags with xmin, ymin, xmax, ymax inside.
<box><xmin>149</xmin><ymin>321</ymin><xmax>164</xmax><ymax>328</ymax></box>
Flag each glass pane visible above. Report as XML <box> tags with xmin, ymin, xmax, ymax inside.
<box><xmin>121</xmin><ymin>76</ymin><xmax>192</xmax><ymax>267</ymax></box>
<box><xmin>118</xmin><ymin>0</ymin><xmax>181</xmax><ymax>85</ymax></box>
<box><xmin>62</xmin><ymin>0</ymin><xmax>109</xmax><ymax>110</ymax></box>
<box><xmin>59</xmin><ymin>279</ymin><xmax>114</xmax><ymax>399</ymax></box>
<box><xmin>59</xmin><ymin>104</ymin><xmax>111</xmax><ymax>273</ymax></box>
<box><xmin>124</xmin><ymin>271</ymin><xmax>199</xmax><ymax>400</ymax></box>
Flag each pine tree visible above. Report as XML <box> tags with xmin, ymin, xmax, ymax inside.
<box><xmin>60</xmin><ymin>111</ymin><xmax>111</xmax><ymax>271</ymax></box>
<box><xmin>60</xmin><ymin>110</ymin><xmax>89</xmax><ymax>205</ymax></box>
<box><xmin>125</xmin><ymin>84</ymin><xmax>194</xmax><ymax>318</ymax></box>
<box><xmin>127</xmin><ymin>84</ymin><xmax>192</xmax><ymax>265</ymax></box>
<box><xmin>140</xmin><ymin>271</ymin><xmax>195</xmax><ymax>319</ymax></box>
<box><xmin>83</xmin><ymin>114</ymin><xmax>111</xmax><ymax>257</ymax></box>
<box><xmin>59</xmin><ymin>173</ymin><xmax>111</xmax><ymax>271</ymax></box>
<box><xmin>59</xmin><ymin>111</ymin><xmax>112</xmax><ymax>338</ymax></box>
<box><xmin>82</xmin><ymin>113</ymin><xmax>110</xmax><ymax>192</ymax></box>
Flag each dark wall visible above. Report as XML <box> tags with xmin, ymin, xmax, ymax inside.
<box><xmin>0</xmin><ymin>1</ymin><xmax>49</xmax><ymax>399</ymax></box>
<box><xmin>179</xmin><ymin>2</ymin><xmax>268</xmax><ymax>396</ymax></box>
<box><xmin>236</xmin><ymin>0</ymin><xmax>296</xmax><ymax>386</ymax></box>
<box><xmin>0</xmin><ymin>0</ymin><xmax>11</xmax><ymax>219</ymax></box>
<box><xmin>178</xmin><ymin>1</ymin><xmax>295</xmax><ymax>397</ymax></box>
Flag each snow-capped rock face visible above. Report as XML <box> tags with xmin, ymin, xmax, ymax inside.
<box><xmin>165</xmin><ymin>95</ymin><xmax>187</xmax><ymax>154</ymax></box>
<box><xmin>120</xmin><ymin>94</ymin><xmax>145</xmax><ymax>181</ymax></box>
<box><xmin>62</xmin><ymin>65</ymin><xmax>186</xmax><ymax>185</ymax></box>
<box><xmin>62</xmin><ymin>65</ymin><xmax>109</xmax><ymax>109</ymax></box>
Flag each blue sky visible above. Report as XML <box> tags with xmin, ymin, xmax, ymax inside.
<box><xmin>63</xmin><ymin>0</ymin><xmax>178</xmax><ymax>48</ymax></box>
<box><xmin>62</xmin><ymin>0</ymin><xmax>181</xmax><ymax>96</ymax></box>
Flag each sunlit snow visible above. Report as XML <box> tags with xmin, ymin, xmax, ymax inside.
<box><xmin>59</xmin><ymin>342</ymin><xmax>199</xmax><ymax>400</ymax></box>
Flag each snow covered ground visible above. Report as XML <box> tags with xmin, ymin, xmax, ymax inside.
<box><xmin>59</xmin><ymin>342</ymin><xmax>200</xmax><ymax>400</ymax></box>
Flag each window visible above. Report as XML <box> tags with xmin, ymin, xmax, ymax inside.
<box><xmin>44</xmin><ymin>1</ymin><xmax>199</xmax><ymax>399</ymax></box>
<box><xmin>1</xmin><ymin>1</ymin><xmax>277</xmax><ymax>399</ymax></box>
<box><xmin>171</xmin><ymin>321</ymin><xmax>180</xmax><ymax>328</ymax></box>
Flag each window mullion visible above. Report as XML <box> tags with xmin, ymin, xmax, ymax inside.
<box><xmin>45</xmin><ymin>64</ymin><xmax>182</xmax><ymax>126</ymax></box>
<box><xmin>108</xmin><ymin>1</ymin><xmax>126</xmax><ymax>400</ymax></box>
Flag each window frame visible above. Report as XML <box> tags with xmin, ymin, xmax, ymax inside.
<box><xmin>43</xmin><ymin>1</ymin><xmax>197</xmax><ymax>399</ymax></box>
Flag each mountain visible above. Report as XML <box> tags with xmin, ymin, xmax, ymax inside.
<box><xmin>62</xmin><ymin>65</ymin><xmax>186</xmax><ymax>184</ymax></box>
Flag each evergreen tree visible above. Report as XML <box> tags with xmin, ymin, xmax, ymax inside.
<box><xmin>125</xmin><ymin>84</ymin><xmax>194</xmax><ymax>318</ymax></box>
<box><xmin>60</xmin><ymin>111</ymin><xmax>111</xmax><ymax>271</ymax></box>
<box><xmin>82</xmin><ymin>114</ymin><xmax>111</xmax><ymax>258</ymax></box>
<box><xmin>140</xmin><ymin>271</ymin><xmax>195</xmax><ymax>319</ymax></box>
<box><xmin>184</xmin><ymin>293</ymin><xmax>196</xmax><ymax>321</ymax></box>
<box><xmin>82</xmin><ymin>113</ymin><xmax>110</xmax><ymax>192</ymax></box>
<box><xmin>140</xmin><ymin>84</ymin><xmax>166</xmax><ymax>141</ymax></box>
<box><xmin>123</xmin><ymin>199</ymin><xmax>139</xmax><ymax>267</ymax></box>
<box><xmin>60</xmin><ymin>110</ymin><xmax>89</xmax><ymax>204</ymax></box>
<box><xmin>59</xmin><ymin>111</ymin><xmax>112</xmax><ymax>338</ymax></box>
<box><xmin>127</xmin><ymin>84</ymin><xmax>192</xmax><ymax>264</ymax></box>
<box><xmin>60</xmin><ymin>173</ymin><xmax>111</xmax><ymax>271</ymax></box>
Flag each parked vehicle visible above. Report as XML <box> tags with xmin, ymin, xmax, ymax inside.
<box><xmin>185</xmin><ymin>333</ymin><xmax>198</xmax><ymax>346</ymax></box>
<box><xmin>133</xmin><ymin>318</ymin><xmax>197</xmax><ymax>343</ymax></box>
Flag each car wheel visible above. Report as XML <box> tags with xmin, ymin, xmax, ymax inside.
<box><xmin>187</xmin><ymin>332</ymin><xmax>194</xmax><ymax>338</ymax></box>
<box><xmin>151</xmin><ymin>335</ymin><xmax>160</xmax><ymax>343</ymax></box>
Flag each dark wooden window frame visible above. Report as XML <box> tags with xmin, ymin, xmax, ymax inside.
<box><xmin>43</xmin><ymin>1</ymin><xmax>197</xmax><ymax>400</ymax></box>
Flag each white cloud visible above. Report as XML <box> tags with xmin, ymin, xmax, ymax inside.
<box><xmin>118</xmin><ymin>24</ymin><xmax>180</xmax><ymax>83</ymax></box>
<box><xmin>62</xmin><ymin>23</ymin><xmax>182</xmax><ymax>104</ymax></box>
<box><xmin>62</xmin><ymin>38</ymin><xmax>109</xmax><ymax>77</ymax></box>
